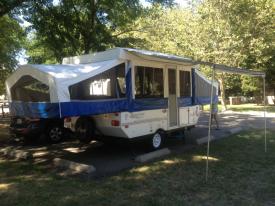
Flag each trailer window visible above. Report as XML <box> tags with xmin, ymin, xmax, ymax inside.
<box><xmin>69</xmin><ymin>63</ymin><xmax>125</xmax><ymax>100</ymax></box>
<box><xmin>179</xmin><ymin>71</ymin><xmax>191</xmax><ymax>97</ymax></box>
<box><xmin>135</xmin><ymin>66</ymin><xmax>164</xmax><ymax>98</ymax></box>
<box><xmin>10</xmin><ymin>75</ymin><xmax>50</xmax><ymax>102</ymax></box>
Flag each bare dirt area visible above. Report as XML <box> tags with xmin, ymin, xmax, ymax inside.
<box><xmin>0</xmin><ymin>123</ymin><xmax>10</xmax><ymax>144</ymax></box>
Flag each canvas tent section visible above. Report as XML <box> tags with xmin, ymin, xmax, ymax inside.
<box><xmin>192</xmin><ymin>69</ymin><xmax>218</xmax><ymax>105</ymax></box>
<box><xmin>6</xmin><ymin>58</ymin><xmax>124</xmax><ymax>118</ymax></box>
<box><xmin>10</xmin><ymin>75</ymin><xmax>50</xmax><ymax>102</ymax></box>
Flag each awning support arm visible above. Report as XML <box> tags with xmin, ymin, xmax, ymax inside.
<box><xmin>264</xmin><ymin>76</ymin><xmax>267</xmax><ymax>152</ymax></box>
<box><xmin>206</xmin><ymin>66</ymin><xmax>215</xmax><ymax>182</ymax></box>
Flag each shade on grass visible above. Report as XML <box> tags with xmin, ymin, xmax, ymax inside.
<box><xmin>0</xmin><ymin>130</ymin><xmax>275</xmax><ymax>206</ymax></box>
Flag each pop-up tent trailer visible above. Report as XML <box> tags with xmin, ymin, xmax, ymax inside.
<box><xmin>6</xmin><ymin>47</ymin><xmax>221</xmax><ymax>148</ymax></box>
<box><xmin>6</xmin><ymin>48</ymin><xmax>219</xmax><ymax>119</ymax></box>
<box><xmin>6</xmin><ymin>48</ymin><xmax>266</xmax><ymax>151</ymax></box>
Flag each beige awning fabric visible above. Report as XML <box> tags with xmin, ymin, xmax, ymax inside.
<box><xmin>196</xmin><ymin>61</ymin><xmax>265</xmax><ymax>77</ymax></box>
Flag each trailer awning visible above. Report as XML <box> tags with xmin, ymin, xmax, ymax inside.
<box><xmin>196</xmin><ymin>61</ymin><xmax>265</xmax><ymax>77</ymax></box>
<box><xmin>204</xmin><ymin>62</ymin><xmax>266</xmax><ymax>182</ymax></box>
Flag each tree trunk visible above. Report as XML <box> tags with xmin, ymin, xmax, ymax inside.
<box><xmin>82</xmin><ymin>0</ymin><xmax>97</xmax><ymax>54</ymax></box>
<box><xmin>218</xmin><ymin>74</ymin><xmax>227</xmax><ymax>111</ymax></box>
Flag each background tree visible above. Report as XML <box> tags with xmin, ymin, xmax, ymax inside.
<box><xmin>0</xmin><ymin>0</ymin><xmax>31</xmax><ymax>17</ymax></box>
<box><xmin>0</xmin><ymin>0</ymin><xmax>174</xmax><ymax>95</ymax></box>
<box><xmin>22</xmin><ymin>0</ymin><xmax>174</xmax><ymax>63</ymax></box>
<box><xmin>125</xmin><ymin>0</ymin><xmax>274</xmax><ymax>108</ymax></box>
<box><xmin>0</xmin><ymin>15</ymin><xmax>25</xmax><ymax>94</ymax></box>
<box><xmin>0</xmin><ymin>0</ymin><xmax>274</xmax><ymax>101</ymax></box>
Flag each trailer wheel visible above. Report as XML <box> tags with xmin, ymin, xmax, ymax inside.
<box><xmin>75</xmin><ymin>118</ymin><xmax>94</xmax><ymax>143</ymax></box>
<box><xmin>47</xmin><ymin>125</ymin><xmax>64</xmax><ymax>143</ymax></box>
<box><xmin>151</xmin><ymin>130</ymin><xmax>165</xmax><ymax>150</ymax></box>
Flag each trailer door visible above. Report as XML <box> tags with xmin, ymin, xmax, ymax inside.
<box><xmin>168</xmin><ymin>69</ymin><xmax>178</xmax><ymax>127</ymax></box>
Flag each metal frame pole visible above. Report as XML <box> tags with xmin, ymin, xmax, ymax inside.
<box><xmin>206</xmin><ymin>66</ymin><xmax>215</xmax><ymax>182</ymax></box>
<box><xmin>263</xmin><ymin>76</ymin><xmax>267</xmax><ymax>152</ymax></box>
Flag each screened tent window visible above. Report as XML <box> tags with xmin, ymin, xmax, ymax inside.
<box><xmin>135</xmin><ymin>66</ymin><xmax>164</xmax><ymax>98</ymax></box>
<box><xmin>10</xmin><ymin>75</ymin><xmax>50</xmax><ymax>102</ymax></box>
<box><xmin>180</xmin><ymin>71</ymin><xmax>191</xmax><ymax>97</ymax></box>
<box><xmin>69</xmin><ymin>63</ymin><xmax>125</xmax><ymax>100</ymax></box>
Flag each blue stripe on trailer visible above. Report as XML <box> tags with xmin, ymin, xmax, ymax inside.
<box><xmin>194</xmin><ymin>95</ymin><xmax>219</xmax><ymax>105</ymax></box>
<box><xmin>191</xmin><ymin>68</ymin><xmax>196</xmax><ymax>105</ymax></box>
<box><xmin>61</xmin><ymin>98</ymin><xmax>168</xmax><ymax>116</ymax></box>
<box><xmin>9</xmin><ymin>98</ymin><xmax>169</xmax><ymax>118</ymax></box>
<box><xmin>126</xmin><ymin>66</ymin><xmax>133</xmax><ymax>104</ymax></box>
<box><xmin>60</xmin><ymin>99</ymin><xmax>129</xmax><ymax>117</ymax></box>
<box><xmin>178</xmin><ymin>97</ymin><xmax>192</xmax><ymax>107</ymax></box>
<box><xmin>129</xmin><ymin>98</ymin><xmax>168</xmax><ymax>112</ymax></box>
<box><xmin>60</xmin><ymin>98</ymin><xmax>167</xmax><ymax>117</ymax></box>
<box><xmin>9</xmin><ymin>101</ymin><xmax>60</xmax><ymax>118</ymax></box>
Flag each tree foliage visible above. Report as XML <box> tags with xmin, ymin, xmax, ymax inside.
<box><xmin>0</xmin><ymin>0</ymin><xmax>274</xmax><ymax>101</ymax></box>
<box><xmin>125</xmin><ymin>0</ymin><xmax>274</xmax><ymax>107</ymax></box>
<box><xmin>0</xmin><ymin>0</ymin><xmax>30</xmax><ymax>17</ymax></box>
<box><xmin>22</xmin><ymin>0</ymin><xmax>173</xmax><ymax>63</ymax></box>
<box><xmin>0</xmin><ymin>15</ymin><xmax>25</xmax><ymax>94</ymax></box>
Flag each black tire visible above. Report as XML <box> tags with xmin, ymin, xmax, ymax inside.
<box><xmin>150</xmin><ymin>130</ymin><xmax>165</xmax><ymax>150</ymax></box>
<box><xmin>75</xmin><ymin>118</ymin><xmax>95</xmax><ymax>143</ymax></box>
<box><xmin>47</xmin><ymin>125</ymin><xmax>64</xmax><ymax>143</ymax></box>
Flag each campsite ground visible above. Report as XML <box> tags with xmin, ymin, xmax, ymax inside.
<box><xmin>0</xmin><ymin>105</ymin><xmax>275</xmax><ymax>205</ymax></box>
<box><xmin>0</xmin><ymin>130</ymin><xmax>275</xmax><ymax>206</ymax></box>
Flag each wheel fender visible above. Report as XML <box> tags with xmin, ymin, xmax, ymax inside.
<box><xmin>155</xmin><ymin>129</ymin><xmax>166</xmax><ymax>137</ymax></box>
<box><xmin>45</xmin><ymin>119</ymin><xmax>63</xmax><ymax>132</ymax></box>
<box><xmin>75</xmin><ymin>116</ymin><xmax>95</xmax><ymax>129</ymax></box>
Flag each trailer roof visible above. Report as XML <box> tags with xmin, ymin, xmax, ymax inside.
<box><xmin>123</xmin><ymin>48</ymin><xmax>194</xmax><ymax>65</ymax></box>
<box><xmin>123</xmin><ymin>48</ymin><xmax>265</xmax><ymax>77</ymax></box>
<box><xmin>62</xmin><ymin>47</ymin><xmax>264</xmax><ymax>77</ymax></box>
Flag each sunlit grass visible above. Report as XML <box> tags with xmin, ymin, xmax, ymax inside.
<box><xmin>227</xmin><ymin>104</ymin><xmax>275</xmax><ymax>113</ymax></box>
<box><xmin>0</xmin><ymin>183</ymin><xmax>12</xmax><ymax>191</ymax></box>
<box><xmin>192</xmin><ymin>155</ymin><xmax>219</xmax><ymax>162</ymax></box>
<box><xmin>203</xmin><ymin>103</ymin><xmax>275</xmax><ymax>113</ymax></box>
<box><xmin>0</xmin><ymin>130</ymin><xmax>275</xmax><ymax>205</ymax></box>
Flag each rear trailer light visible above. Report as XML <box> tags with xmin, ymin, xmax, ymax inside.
<box><xmin>111</xmin><ymin>120</ymin><xmax>120</xmax><ymax>126</ymax></box>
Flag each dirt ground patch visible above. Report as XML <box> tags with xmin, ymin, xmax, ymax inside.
<box><xmin>0</xmin><ymin>124</ymin><xmax>10</xmax><ymax>143</ymax></box>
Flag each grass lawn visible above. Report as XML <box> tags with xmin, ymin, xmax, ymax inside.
<box><xmin>1</xmin><ymin>130</ymin><xmax>275</xmax><ymax>206</ymax></box>
<box><xmin>204</xmin><ymin>103</ymin><xmax>275</xmax><ymax>113</ymax></box>
<box><xmin>227</xmin><ymin>104</ymin><xmax>275</xmax><ymax>113</ymax></box>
